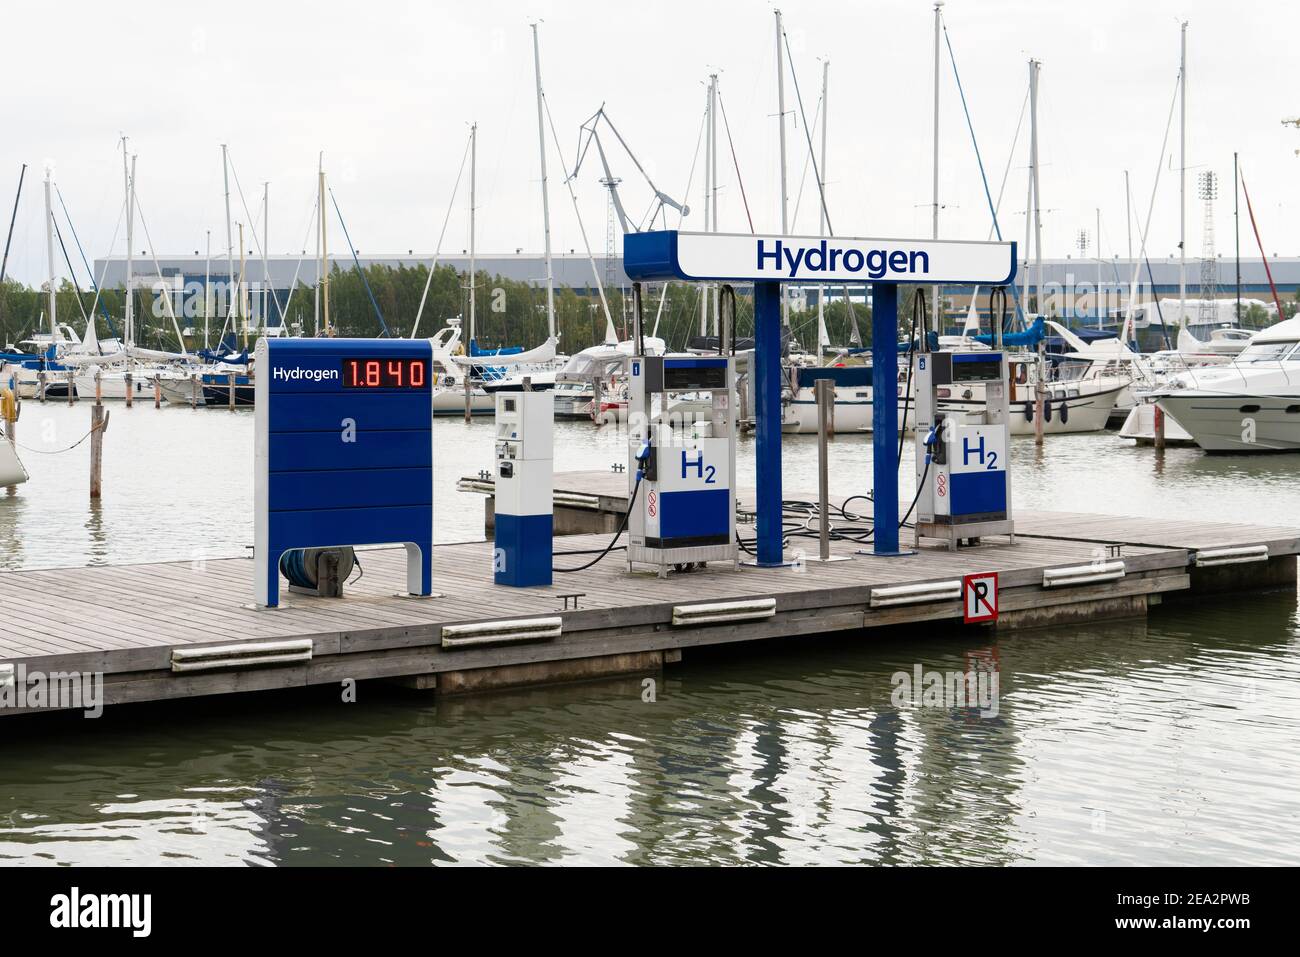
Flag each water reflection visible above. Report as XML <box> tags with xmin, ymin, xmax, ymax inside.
<box><xmin>3</xmin><ymin>590</ymin><xmax>1296</xmax><ymax>865</ymax></box>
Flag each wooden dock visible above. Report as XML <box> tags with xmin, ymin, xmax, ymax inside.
<box><xmin>2</xmin><ymin>471</ymin><xmax>1297</xmax><ymax>716</ymax></box>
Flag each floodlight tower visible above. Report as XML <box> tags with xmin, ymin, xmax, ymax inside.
<box><xmin>1198</xmin><ymin>170</ymin><xmax>1218</xmax><ymax>325</ymax></box>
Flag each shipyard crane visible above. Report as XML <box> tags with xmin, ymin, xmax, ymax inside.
<box><xmin>572</xmin><ymin>106</ymin><xmax>690</xmax><ymax>234</ymax></box>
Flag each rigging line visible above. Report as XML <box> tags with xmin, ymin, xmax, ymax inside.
<box><xmin>74</xmin><ymin>196</ymin><xmax>126</xmax><ymax>340</ymax></box>
<box><xmin>1119</xmin><ymin>76</ymin><xmax>1181</xmax><ymax>346</ymax></box>
<box><xmin>53</xmin><ymin>184</ymin><xmax>118</xmax><ymax>339</ymax></box>
<box><xmin>542</xmin><ymin>88</ymin><xmax>614</xmax><ymax>331</ymax></box>
<box><xmin>716</xmin><ymin>91</ymin><xmax>755</xmax><ymax>233</ymax></box>
<box><xmin>1240</xmin><ymin>170</ymin><xmax>1285</xmax><ymax>319</ymax></box>
<box><xmin>412</xmin><ymin>129</ymin><xmax>473</xmax><ymax>338</ymax></box>
<box><xmin>222</xmin><ymin>151</ymin><xmax>283</xmax><ymax>327</ymax></box>
<box><xmin>276</xmin><ymin>190</ymin><xmax>320</xmax><ymax>332</ymax></box>
<box><xmin>790</xmin><ymin>95</ymin><xmax>822</xmax><ymax>231</ymax></box>
<box><xmin>328</xmin><ymin>187</ymin><xmax>390</xmax><ymax>337</ymax></box>
<box><xmin>50</xmin><ymin>216</ymin><xmax>90</xmax><ymax>324</ymax></box>
<box><xmin>782</xmin><ymin>30</ymin><xmax>832</xmax><ymax>235</ymax></box>
<box><xmin>943</xmin><ymin>24</ymin><xmax>1025</xmax><ymax>326</ymax></box>
<box><xmin>131</xmin><ymin>192</ymin><xmax>190</xmax><ymax>352</ymax></box>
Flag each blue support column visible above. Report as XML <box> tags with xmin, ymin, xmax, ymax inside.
<box><xmin>870</xmin><ymin>282</ymin><xmax>901</xmax><ymax>554</ymax></box>
<box><xmin>753</xmin><ymin>280</ymin><xmax>784</xmax><ymax>566</ymax></box>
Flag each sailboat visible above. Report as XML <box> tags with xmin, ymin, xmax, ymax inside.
<box><xmin>67</xmin><ymin>141</ymin><xmax>198</xmax><ymax>398</ymax></box>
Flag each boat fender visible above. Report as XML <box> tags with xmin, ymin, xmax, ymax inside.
<box><xmin>1044</xmin><ymin>401</ymin><xmax>1052</xmax><ymax>423</ymax></box>
<box><xmin>1022</xmin><ymin>402</ymin><xmax>1033</xmax><ymax>422</ymax></box>
<box><xmin>1060</xmin><ymin>401</ymin><xmax>1069</xmax><ymax>424</ymax></box>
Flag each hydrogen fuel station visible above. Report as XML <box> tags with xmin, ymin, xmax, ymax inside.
<box><xmin>623</xmin><ymin>229</ymin><xmax>1017</xmax><ymax>566</ymax></box>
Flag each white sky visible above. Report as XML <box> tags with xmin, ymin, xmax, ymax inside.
<box><xmin>2</xmin><ymin>0</ymin><xmax>1297</xmax><ymax>287</ymax></box>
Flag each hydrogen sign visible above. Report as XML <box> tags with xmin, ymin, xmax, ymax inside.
<box><xmin>624</xmin><ymin>230</ymin><xmax>1016</xmax><ymax>286</ymax></box>
<box><xmin>254</xmin><ymin>337</ymin><xmax>436</xmax><ymax>608</ymax></box>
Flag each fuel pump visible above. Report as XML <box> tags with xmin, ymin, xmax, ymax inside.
<box><xmin>493</xmin><ymin>391</ymin><xmax>554</xmax><ymax>586</ymax></box>
<box><xmin>913</xmin><ymin>350</ymin><xmax>1015</xmax><ymax>550</ymax></box>
<box><xmin>626</xmin><ymin>355</ymin><xmax>738</xmax><ymax>577</ymax></box>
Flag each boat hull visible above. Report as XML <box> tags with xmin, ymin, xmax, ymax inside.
<box><xmin>1155</xmin><ymin>394</ymin><xmax>1300</xmax><ymax>452</ymax></box>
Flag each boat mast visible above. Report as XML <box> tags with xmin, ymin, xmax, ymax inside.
<box><xmin>818</xmin><ymin>59</ymin><xmax>829</xmax><ymax>363</ymax></box>
<box><xmin>261</xmin><ymin>182</ymin><xmax>270</xmax><ymax>338</ymax></box>
<box><xmin>931</xmin><ymin>1</ymin><xmax>943</xmax><ymax>334</ymax></box>
<box><xmin>0</xmin><ymin>164</ymin><xmax>26</xmax><ymax>345</ymax></box>
<box><xmin>1124</xmin><ymin>170</ymin><xmax>1133</xmax><ymax>258</ymax></box>
<box><xmin>123</xmin><ymin>138</ymin><xmax>134</xmax><ymax>350</ymax></box>
<box><xmin>1233</xmin><ymin>151</ymin><xmax>1241</xmax><ymax>322</ymax></box>
<box><xmin>43</xmin><ymin>166</ymin><xmax>58</xmax><ymax>345</ymax></box>
<box><xmin>1096</xmin><ymin>207</ymin><xmax>1102</xmax><ymax>329</ymax></box>
<box><xmin>469</xmin><ymin>121</ymin><xmax>477</xmax><ymax>348</ymax></box>
<box><xmin>204</xmin><ymin>230</ymin><xmax>211</xmax><ymax>349</ymax></box>
<box><xmin>1178</xmin><ymin>21</ymin><xmax>1187</xmax><ymax>329</ymax></box>
<box><xmin>1030</xmin><ymin>60</ymin><xmax>1043</xmax><ymax>316</ymax></box>
<box><xmin>700</xmin><ymin>76</ymin><xmax>712</xmax><ymax>339</ymax></box>
<box><xmin>239</xmin><ymin>222</ymin><xmax>247</xmax><ymax>349</ymax></box>
<box><xmin>319</xmin><ymin>154</ymin><xmax>331</xmax><ymax>337</ymax></box>
<box><xmin>531</xmin><ymin>23</ymin><xmax>556</xmax><ymax>341</ymax></box>
<box><xmin>1021</xmin><ymin>61</ymin><xmax>1036</xmax><ymax>318</ymax></box>
<box><xmin>775</xmin><ymin>8</ymin><xmax>789</xmax><ymax>327</ymax></box>
<box><xmin>222</xmin><ymin>144</ymin><xmax>234</xmax><ymax>350</ymax></box>
<box><xmin>710</xmin><ymin>72</ymin><xmax>719</xmax><ymax>336</ymax></box>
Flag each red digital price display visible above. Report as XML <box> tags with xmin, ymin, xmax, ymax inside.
<box><xmin>342</xmin><ymin>358</ymin><xmax>428</xmax><ymax>389</ymax></box>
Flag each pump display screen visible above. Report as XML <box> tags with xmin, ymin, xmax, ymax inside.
<box><xmin>342</xmin><ymin>358</ymin><xmax>429</xmax><ymax>389</ymax></box>
<box><xmin>663</xmin><ymin>364</ymin><xmax>726</xmax><ymax>391</ymax></box>
<box><xmin>951</xmin><ymin>357</ymin><xmax>1002</xmax><ymax>383</ymax></box>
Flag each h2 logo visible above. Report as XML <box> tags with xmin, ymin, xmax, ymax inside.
<box><xmin>681</xmin><ymin>450</ymin><xmax>716</xmax><ymax>484</ymax></box>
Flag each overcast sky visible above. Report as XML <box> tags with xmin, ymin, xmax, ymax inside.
<box><xmin>2</xmin><ymin>0</ymin><xmax>1297</xmax><ymax>287</ymax></box>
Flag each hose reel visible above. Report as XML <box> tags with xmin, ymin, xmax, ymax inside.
<box><xmin>280</xmin><ymin>547</ymin><xmax>356</xmax><ymax>598</ymax></box>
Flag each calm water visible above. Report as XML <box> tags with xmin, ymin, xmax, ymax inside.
<box><xmin>2</xmin><ymin>402</ymin><xmax>1298</xmax><ymax>865</ymax></box>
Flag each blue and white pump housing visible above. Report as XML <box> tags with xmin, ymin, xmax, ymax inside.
<box><xmin>493</xmin><ymin>391</ymin><xmax>554</xmax><ymax>587</ymax></box>
<box><xmin>913</xmin><ymin>350</ymin><xmax>1016</xmax><ymax>551</ymax></box>
<box><xmin>626</xmin><ymin>355</ymin><xmax>738</xmax><ymax>578</ymax></box>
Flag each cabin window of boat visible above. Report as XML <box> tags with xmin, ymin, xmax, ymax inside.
<box><xmin>1238</xmin><ymin>341</ymin><xmax>1297</xmax><ymax>362</ymax></box>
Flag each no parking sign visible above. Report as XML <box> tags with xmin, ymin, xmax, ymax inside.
<box><xmin>963</xmin><ymin>572</ymin><xmax>998</xmax><ymax>623</ymax></box>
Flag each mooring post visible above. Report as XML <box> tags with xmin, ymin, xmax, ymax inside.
<box><xmin>37</xmin><ymin>370</ymin><xmax>46</xmax><ymax>403</ymax></box>
<box><xmin>870</xmin><ymin>283</ymin><xmax>901</xmax><ymax>554</ymax></box>
<box><xmin>153</xmin><ymin>377</ymin><xmax>161</xmax><ymax>409</ymax></box>
<box><xmin>94</xmin><ymin>368</ymin><xmax>102</xmax><ymax>403</ymax></box>
<box><xmin>67</xmin><ymin>371</ymin><xmax>75</xmax><ymax>406</ymax></box>
<box><xmin>190</xmin><ymin>373</ymin><xmax>198</xmax><ymax>409</ymax></box>
<box><xmin>463</xmin><ymin>371</ymin><xmax>471</xmax><ymax>423</ymax></box>
<box><xmin>228</xmin><ymin>372</ymin><xmax>236</xmax><ymax>411</ymax></box>
<box><xmin>1154</xmin><ymin>403</ymin><xmax>1166</xmax><ymax>451</ymax></box>
<box><xmin>753</xmin><ymin>280</ymin><xmax>784</xmax><ymax>565</ymax></box>
<box><xmin>124</xmin><ymin>370</ymin><xmax>133</xmax><ymax>408</ymax></box>
<box><xmin>815</xmin><ymin>377</ymin><xmax>833</xmax><ymax>561</ymax></box>
<box><xmin>90</xmin><ymin>398</ymin><xmax>106</xmax><ymax>499</ymax></box>
<box><xmin>1034</xmin><ymin>343</ymin><xmax>1045</xmax><ymax>445</ymax></box>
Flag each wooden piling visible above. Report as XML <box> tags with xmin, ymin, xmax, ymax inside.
<box><xmin>90</xmin><ymin>400</ymin><xmax>106</xmax><ymax>499</ymax></box>
<box><xmin>153</xmin><ymin>377</ymin><xmax>161</xmax><ymax>409</ymax></box>
<box><xmin>228</xmin><ymin>373</ymin><xmax>236</xmax><ymax>412</ymax></box>
<box><xmin>1153</xmin><ymin>404</ymin><xmax>1166</xmax><ymax>451</ymax></box>
<box><xmin>124</xmin><ymin>370</ymin><xmax>133</xmax><ymax>408</ymax></box>
<box><xmin>37</xmin><ymin>370</ymin><xmax>46</xmax><ymax>403</ymax></box>
<box><xmin>190</xmin><ymin>374</ymin><xmax>199</xmax><ymax>409</ymax></box>
<box><xmin>463</xmin><ymin>372</ymin><xmax>471</xmax><ymax>423</ymax></box>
